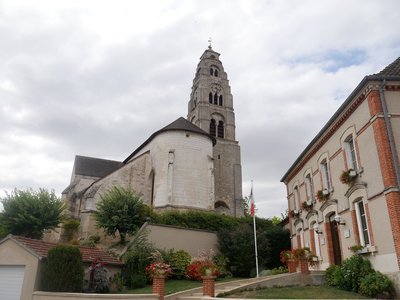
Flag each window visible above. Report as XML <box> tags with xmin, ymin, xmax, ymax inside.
<box><xmin>320</xmin><ymin>159</ymin><xmax>331</xmax><ymax>190</ymax></box>
<box><xmin>293</xmin><ymin>186</ymin><xmax>300</xmax><ymax>210</ymax></box>
<box><xmin>210</xmin><ymin>68</ymin><xmax>213</xmax><ymax>75</ymax></box>
<box><xmin>209</xmin><ymin>92</ymin><xmax>212</xmax><ymax>104</ymax></box>
<box><xmin>305</xmin><ymin>174</ymin><xmax>314</xmax><ymax>201</ymax></box>
<box><xmin>355</xmin><ymin>200</ymin><xmax>370</xmax><ymax>246</ymax></box>
<box><xmin>214</xmin><ymin>93</ymin><xmax>218</xmax><ymax>105</ymax></box>
<box><xmin>311</xmin><ymin>222</ymin><xmax>321</xmax><ymax>257</ymax></box>
<box><xmin>217</xmin><ymin>121</ymin><xmax>224</xmax><ymax>138</ymax></box>
<box><xmin>219</xmin><ymin>95</ymin><xmax>223</xmax><ymax>106</ymax></box>
<box><xmin>214</xmin><ymin>70</ymin><xmax>218</xmax><ymax>77</ymax></box>
<box><xmin>345</xmin><ymin>135</ymin><xmax>358</xmax><ymax>170</ymax></box>
<box><xmin>209</xmin><ymin>119</ymin><xmax>216</xmax><ymax>137</ymax></box>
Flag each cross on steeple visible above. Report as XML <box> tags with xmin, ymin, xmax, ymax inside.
<box><xmin>208</xmin><ymin>37</ymin><xmax>212</xmax><ymax>49</ymax></box>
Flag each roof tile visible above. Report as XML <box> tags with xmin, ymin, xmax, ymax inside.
<box><xmin>13</xmin><ymin>235</ymin><xmax>123</xmax><ymax>266</ymax></box>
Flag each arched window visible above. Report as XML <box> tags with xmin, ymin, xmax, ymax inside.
<box><xmin>217</xmin><ymin>121</ymin><xmax>224</xmax><ymax>138</ymax></box>
<box><xmin>214</xmin><ymin>70</ymin><xmax>218</xmax><ymax>77</ymax></box>
<box><xmin>210</xmin><ymin>119</ymin><xmax>216</xmax><ymax>137</ymax></box>
<box><xmin>219</xmin><ymin>95</ymin><xmax>223</xmax><ymax>106</ymax></box>
<box><xmin>210</xmin><ymin>68</ymin><xmax>213</xmax><ymax>75</ymax></box>
<box><xmin>305</xmin><ymin>174</ymin><xmax>314</xmax><ymax>202</ymax></box>
<box><xmin>209</xmin><ymin>92</ymin><xmax>213</xmax><ymax>104</ymax></box>
<box><xmin>345</xmin><ymin>135</ymin><xmax>358</xmax><ymax>171</ymax></box>
<box><xmin>214</xmin><ymin>93</ymin><xmax>218</xmax><ymax>105</ymax></box>
<box><xmin>320</xmin><ymin>159</ymin><xmax>331</xmax><ymax>191</ymax></box>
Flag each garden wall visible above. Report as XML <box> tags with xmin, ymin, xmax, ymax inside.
<box><xmin>32</xmin><ymin>291</ymin><xmax>158</xmax><ymax>300</ymax></box>
<box><xmin>125</xmin><ymin>223</ymin><xmax>218</xmax><ymax>257</ymax></box>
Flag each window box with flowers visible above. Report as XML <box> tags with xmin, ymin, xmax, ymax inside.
<box><xmin>302</xmin><ymin>200</ymin><xmax>313</xmax><ymax>212</ymax></box>
<box><xmin>340</xmin><ymin>169</ymin><xmax>358</xmax><ymax>185</ymax></box>
<box><xmin>316</xmin><ymin>189</ymin><xmax>330</xmax><ymax>201</ymax></box>
<box><xmin>289</xmin><ymin>209</ymin><xmax>301</xmax><ymax>218</ymax></box>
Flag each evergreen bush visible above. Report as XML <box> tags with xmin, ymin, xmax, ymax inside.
<box><xmin>122</xmin><ymin>231</ymin><xmax>154</xmax><ymax>288</ymax></box>
<box><xmin>40</xmin><ymin>245</ymin><xmax>84</xmax><ymax>292</ymax></box>
<box><xmin>324</xmin><ymin>265</ymin><xmax>341</xmax><ymax>287</ymax></box>
<box><xmin>359</xmin><ymin>271</ymin><xmax>394</xmax><ymax>298</ymax></box>
<box><xmin>338</xmin><ymin>254</ymin><xmax>373</xmax><ymax>292</ymax></box>
<box><xmin>169</xmin><ymin>250</ymin><xmax>192</xmax><ymax>279</ymax></box>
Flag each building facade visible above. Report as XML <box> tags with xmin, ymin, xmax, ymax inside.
<box><xmin>62</xmin><ymin>47</ymin><xmax>243</xmax><ymax>239</ymax></box>
<box><xmin>281</xmin><ymin>57</ymin><xmax>400</xmax><ymax>282</ymax></box>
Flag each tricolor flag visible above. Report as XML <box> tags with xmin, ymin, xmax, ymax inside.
<box><xmin>249</xmin><ymin>186</ymin><xmax>255</xmax><ymax>217</ymax></box>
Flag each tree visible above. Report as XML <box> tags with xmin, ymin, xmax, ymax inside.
<box><xmin>95</xmin><ymin>186</ymin><xmax>146</xmax><ymax>243</ymax></box>
<box><xmin>218</xmin><ymin>223</ymin><xmax>270</xmax><ymax>277</ymax></box>
<box><xmin>0</xmin><ymin>188</ymin><xmax>64</xmax><ymax>239</ymax></box>
<box><xmin>40</xmin><ymin>245</ymin><xmax>84</xmax><ymax>292</ymax></box>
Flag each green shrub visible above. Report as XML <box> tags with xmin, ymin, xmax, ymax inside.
<box><xmin>324</xmin><ymin>265</ymin><xmax>341</xmax><ymax>287</ymax></box>
<box><xmin>40</xmin><ymin>245</ymin><xmax>84</xmax><ymax>292</ymax></box>
<box><xmin>214</xmin><ymin>254</ymin><xmax>232</xmax><ymax>278</ymax></box>
<box><xmin>130</xmin><ymin>273</ymin><xmax>147</xmax><ymax>288</ymax></box>
<box><xmin>337</xmin><ymin>254</ymin><xmax>373</xmax><ymax>292</ymax></box>
<box><xmin>122</xmin><ymin>232</ymin><xmax>154</xmax><ymax>288</ymax></box>
<box><xmin>270</xmin><ymin>266</ymin><xmax>288</xmax><ymax>275</ymax></box>
<box><xmin>62</xmin><ymin>218</ymin><xmax>80</xmax><ymax>241</ymax></box>
<box><xmin>109</xmin><ymin>273</ymin><xmax>124</xmax><ymax>292</ymax></box>
<box><xmin>359</xmin><ymin>271</ymin><xmax>394</xmax><ymax>298</ymax></box>
<box><xmin>169</xmin><ymin>250</ymin><xmax>191</xmax><ymax>279</ymax></box>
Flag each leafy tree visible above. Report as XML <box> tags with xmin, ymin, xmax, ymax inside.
<box><xmin>95</xmin><ymin>186</ymin><xmax>146</xmax><ymax>243</ymax></box>
<box><xmin>0</xmin><ymin>188</ymin><xmax>64</xmax><ymax>239</ymax></box>
<box><xmin>40</xmin><ymin>245</ymin><xmax>84</xmax><ymax>292</ymax></box>
<box><xmin>218</xmin><ymin>223</ymin><xmax>270</xmax><ymax>277</ymax></box>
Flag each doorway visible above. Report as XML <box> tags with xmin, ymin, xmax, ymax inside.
<box><xmin>329</xmin><ymin>214</ymin><xmax>342</xmax><ymax>265</ymax></box>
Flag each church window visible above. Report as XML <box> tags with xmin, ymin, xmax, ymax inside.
<box><xmin>219</xmin><ymin>95</ymin><xmax>223</xmax><ymax>106</ymax></box>
<box><xmin>218</xmin><ymin>121</ymin><xmax>224</xmax><ymax>138</ymax></box>
<box><xmin>214</xmin><ymin>70</ymin><xmax>218</xmax><ymax>77</ymax></box>
<box><xmin>214</xmin><ymin>93</ymin><xmax>218</xmax><ymax>105</ymax></box>
<box><xmin>210</xmin><ymin>119</ymin><xmax>216</xmax><ymax>137</ymax></box>
<box><xmin>210</xmin><ymin>68</ymin><xmax>213</xmax><ymax>75</ymax></box>
<box><xmin>209</xmin><ymin>92</ymin><xmax>213</xmax><ymax>103</ymax></box>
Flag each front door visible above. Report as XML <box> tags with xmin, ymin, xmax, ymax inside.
<box><xmin>329</xmin><ymin>214</ymin><xmax>342</xmax><ymax>265</ymax></box>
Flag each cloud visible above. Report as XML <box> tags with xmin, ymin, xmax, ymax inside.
<box><xmin>1</xmin><ymin>0</ymin><xmax>400</xmax><ymax>218</ymax></box>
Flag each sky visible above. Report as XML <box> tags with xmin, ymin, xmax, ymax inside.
<box><xmin>1</xmin><ymin>0</ymin><xmax>400</xmax><ymax>218</ymax></box>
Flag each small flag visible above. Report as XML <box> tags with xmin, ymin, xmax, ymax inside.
<box><xmin>250</xmin><ymin>185</ymin><xmax>255</xmax><ymax>217</ymax></box>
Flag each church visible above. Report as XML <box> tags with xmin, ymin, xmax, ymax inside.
<box><xmin>62</xmin><ymin>46</ymin><xmax>244</xmax><ymax>239</ymax></box>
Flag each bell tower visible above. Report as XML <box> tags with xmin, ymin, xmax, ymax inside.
<box><xmin>187</xmin><ymin>45</ymin><xmax>243</xmax><ymax>216</ymax></box>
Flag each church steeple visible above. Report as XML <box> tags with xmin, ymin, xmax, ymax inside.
<box><xmin>187</xmin><ymin>48</ymin><xmax>243</xmax><ymax>216</ymax></box>
<box><xmin>187</xmin><ymin>47</ymin><xmax>236</xmax><ymax>142</ymax></box>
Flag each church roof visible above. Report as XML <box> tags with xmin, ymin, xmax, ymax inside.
<box><xmin>281</xmin><ymin>56</ymin><xmax>400</xmax><ymax>182</ymax></box>
<box><xmin>124</xmin><ymin>117</ymin><xmax>212</xmax><ymax>163</ymax></box>
<box><xmin>74</xmin><ymin>155</ymin><xmax>123</xmax><ymax>178</ymax></box>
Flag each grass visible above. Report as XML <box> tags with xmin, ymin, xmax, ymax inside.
<box><xmin>123</xmin><ymin>277</ymin><xmax>242</xmax><ymax>295</ymax></box>
<box><xmin>124</xmin><ymin>279</ymin><xmax>202</xmax><ymax>295</ymax></box>
<box><xmin>222</xmin><ymin>285</ymin><xmax>368</xmax><ymax>299</ymax></box>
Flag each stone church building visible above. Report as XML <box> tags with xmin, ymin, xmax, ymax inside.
<box><xmin>62</xmin><ymin>47</ymin><xmax>243</xmax><ymax>238</ymax></box>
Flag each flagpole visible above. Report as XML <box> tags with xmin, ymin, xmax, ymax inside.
<box><xmin>251</xmin><ymin>180</ymin><xmax>259</xmax><ymax>278</ymax></box>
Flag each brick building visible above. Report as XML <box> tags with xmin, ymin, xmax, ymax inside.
<box><xmin>281</xmin><ymin>57</ymin><xmax>400</xmax><ymax>284</ymax></box>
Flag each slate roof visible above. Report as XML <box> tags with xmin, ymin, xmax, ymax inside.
<box><xmin>375</xmin><ymin>57</ymin><xmax>400</xmax><ymax>77</ymax></box>
<box><xmin>124</xmin><ymin>117</ymin><xmax>213</xmax><ymax>163</ymax></box>
<box><xmin>74</xmin><ymin>155</ymin><xmax>123</xmax><ymax>178</ymax></box>
<box><xmin>281</xmin><ymin>56</ymin><xmax>400</xmax><ymax>182</ymax></box>
<box><xmin>6</xmin><ymin>235</ymin><xmax>123</xmax><ymax>266</ymax></box>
